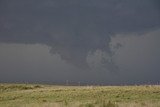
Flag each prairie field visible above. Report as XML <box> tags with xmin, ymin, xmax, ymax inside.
<box><xmin>0</xmin><ymin>83</ymin><xmax>160</xmax><ymax>107</ymax></box>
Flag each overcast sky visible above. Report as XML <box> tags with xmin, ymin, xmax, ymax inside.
<box><xmin>0</xmin><ymin>0</ymin><xmax>160</xmax><ymax>85</ymax></box>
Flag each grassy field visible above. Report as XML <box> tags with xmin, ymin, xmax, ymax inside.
<box><xmin>0</xmin><ymin>84</ymin><xmax>160</xmax><ymax>107</ymax></box>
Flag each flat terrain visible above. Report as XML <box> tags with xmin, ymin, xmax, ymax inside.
<box><xmin>0</xmin><ymin>84</ymin><xmax>160</xmax><ymax>107</ymax></box>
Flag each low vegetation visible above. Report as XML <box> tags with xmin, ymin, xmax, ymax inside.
<box><xmin>0</xmin><ymin>83</ymin><xmax>160</xmax><ymax>107</ymax></box>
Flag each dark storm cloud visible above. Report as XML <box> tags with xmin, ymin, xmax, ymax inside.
<box><xmin>0</xmin><ymin>0</ymin><xmax>160</xmax><ymax>70</ymax></box>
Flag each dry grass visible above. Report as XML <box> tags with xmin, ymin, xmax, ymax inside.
<box><xmin>0</xmin><ymin>84</ymin><xmax>160</xmax><ymax>107</ymax></box>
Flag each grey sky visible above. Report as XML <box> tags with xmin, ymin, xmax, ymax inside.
<box><xmin>0</xmin><ymin>0</ymin><xmax>160</xmax><ymax>84</ymax></box>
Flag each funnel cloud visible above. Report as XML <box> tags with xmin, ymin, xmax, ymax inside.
<box><xmin>0</xmin><ymin>0</ymin><xmax>160</xmax><ymax>84</ymax></box>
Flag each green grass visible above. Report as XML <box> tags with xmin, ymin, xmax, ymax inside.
<box><xmin>0</xmin><ymin>83</ymin><xmax>160</xmax><ymax>107</ymax></box>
